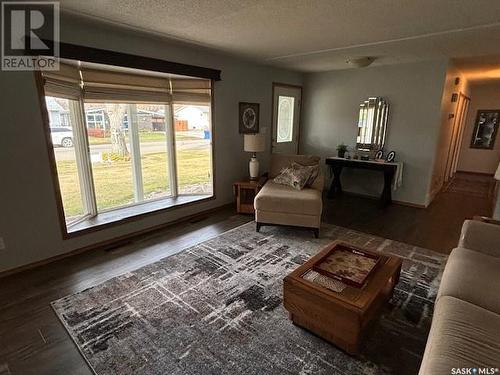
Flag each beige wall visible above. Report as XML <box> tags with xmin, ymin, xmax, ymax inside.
<box><xmin>0</xmin><ymin>14</ymin><xmax>302</xmax><ymax>273</ymax></box>
<box><xmin>301</xmin><ymin>60</ymin><xmax>448</xmax><ymax>206</ymax></box>
<box><xmin>429</xmin><ymin>63</ymin><xmax>469</xmax><ymax>199</ymax></box>
<box><xmin>457</xmin><ymin>81</ymin><xmax>500</xmax><ymax>174</ymax></box>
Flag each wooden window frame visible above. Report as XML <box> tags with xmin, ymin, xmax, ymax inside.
<box><xmin>35</xmin><ymin>43</ymin><xmax>218</xmax><ymax>239</ymax></box>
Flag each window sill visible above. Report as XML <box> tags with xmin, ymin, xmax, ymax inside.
<box><xmin>67</xmin><ymin>194</ymin><xmax>214</xmax><ymax>236</ymax></box>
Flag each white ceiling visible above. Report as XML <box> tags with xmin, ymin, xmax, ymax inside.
<box><xmin>453</xmin><ymin>55</ymin><xmax>500</xmax><ymax>82</ymax></box>
<box><xmin>60</xmin><ymin>0</ymin><xmax>500</xmax><ymax>72</ymax></box>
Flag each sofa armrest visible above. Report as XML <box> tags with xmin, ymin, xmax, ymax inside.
<box><xmin>472</xmin><ymin>216</ymin><xmax>500</xmax><ymax>225</ymax></box>
<box><xmin>310</xmin><ymin>172</ymin><xmax>325</xmax><ymax>192</ymax></box>
<box><xmin>458</xmin><ymin>220</ymin><xmax>500</xmax><ymax>258</ymax></box>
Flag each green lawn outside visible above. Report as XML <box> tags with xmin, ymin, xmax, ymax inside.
<box><xmin>87</xmin><ymin>131</ymin><xmax>201</xmax><ymax>145</ymax></box>
<box><xmin>56</xmin><ymin>149</ymin><xmax>211</xmax><ymax>220</ymax></box>
<box><xmin>54</xmin><ymin>160</ymin><xmax>86</xmax><ymax>219</ymax></box>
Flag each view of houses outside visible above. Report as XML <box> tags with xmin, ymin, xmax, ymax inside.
<box><xmin>48</xmin><ymin>97</ymin><xmax>86</xmax><ymax>221</ymax></box>
<box><xmin>47</xmin><ymin>97</ymin><xmax>212</xmax><ymax>222</ymax></box>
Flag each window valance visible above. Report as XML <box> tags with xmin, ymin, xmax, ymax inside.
<box><xmin>42</xmin><ymin>61</ymin><xmax>211</xmax><ymax>104</ymax></box>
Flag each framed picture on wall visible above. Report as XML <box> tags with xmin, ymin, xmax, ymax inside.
<box><xmin>239</xmin><ymin>102</ymin><xmax>260</xmax><ymax>134</ymax></box>
<box><xmin>470</xmin><ymin>110</ymin><xmax>500</xmax><ymax>149</ymax></box>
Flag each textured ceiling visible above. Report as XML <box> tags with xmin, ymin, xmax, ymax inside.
<box><xmin>60</xmin><ymin>0</ymin><xmax>500</xmax><ymax>72</ymax></box>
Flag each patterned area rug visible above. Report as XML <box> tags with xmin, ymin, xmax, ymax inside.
<box><xmin>52</xmin><ymin>223</ymin><xmax>447</xmax><ymax>375</ymax></box>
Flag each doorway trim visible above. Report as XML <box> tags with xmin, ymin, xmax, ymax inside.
<box><xmin>444</xmin><ymin>92</ymin><xmax>471</xmax><ymax>183</ymax></box>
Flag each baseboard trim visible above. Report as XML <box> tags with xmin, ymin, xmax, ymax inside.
<box><xmin>0</xmin><ymin>203</ymin><xmax>234</xmax><ymax>279</ymax></box>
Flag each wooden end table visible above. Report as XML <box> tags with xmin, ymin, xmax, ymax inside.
<box><xmin>283</xmin><ymin>241</ymin><xmax>402</xmax><ymax>354</ymax></box>
<box><xmin>233</xmin><ymin>179</ymin><xmax>265</xmax><ymax>214</ymax></box>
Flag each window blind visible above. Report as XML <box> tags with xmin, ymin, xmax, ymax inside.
<box><xmin>170</xmin><ymin>78</ymin><xmax>211</xmax><ymax>104</ymax></box>
<box><xmin>42</xmin><ymin>60</ymin><xmax>212</xmax><ymax>104</ymax></box>
<box><xmin>81</xmin><ymin>68</ymin><xmax>172</xmax><ymax>103</ymax></box>
<box><xmin>42</xmin><ymin>62</ymin><xmax>81</xmax><ymax>100</ymax></box>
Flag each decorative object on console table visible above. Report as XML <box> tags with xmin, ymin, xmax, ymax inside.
<box><xmin>386</xmin><ymin>150</ymin><xmax>396</xmax><ymax>163</ymax></box>
<box><xmin>470</xmin><ymin>109</ymin><xmax>499</xmax><ymax>149</ymax></box>
<box><xmin>336</xmin><ymin>143</ymin><xmax>348</xmax><ymax>158</ymax></box>
<box><xmin>244</xmin><ymin>133</ymin><xmax>265</xmax><ymax>180</ymax></box>
<box><xmin>283</xmin><ymin>240</ymin><xmax>402</xmax><ymax>354</ymax></box>
<box><xmin>233</xmin><ymin>179</ymin><xmax>265</xmax><ymax>214</ymax></box>
<box><xmin>357</xmin><ymin>97</ymin><xmax>390</xmax><ymax>152</ymax></box>
<box><xmin>239</xmin><ymin>102</ymin><xmax>260</xmax><ymax>134</ymax></box>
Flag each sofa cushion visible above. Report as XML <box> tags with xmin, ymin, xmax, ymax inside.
<box><xmin>269</xmin><ymin>154</ymin><xmax>321</xmax><ymax>178</ymax></box>
<box><xmin>419</xmin><ymin>296</ymin><xmax>500</xmax><ymax>375</ymax></box>
<box><xmin>273</xmin><ymin>162</ymin><xmax>317</xmax><ymax>190</ymax></box>
<box><xmin>437</xmin><ymin>247</ymin><xmax>500</xmax><ymax>314</ymax></box>
<box><xmin>294</xmin><ymin>162</ymin><xmax>320</xmax><ymax>187</ymax></box>
<box><xmin>459</xmin><ymin>219</ymin><xmax>500</xmax><ymax>258</ymax></box>
<box><xmin>254</xmin><ymin>181</ymin><xmax>322</xmax><ymax>216</ymax></box>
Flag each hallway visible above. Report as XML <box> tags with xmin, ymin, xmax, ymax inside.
<box><xmin>323</xmin><ymin>172</ymin><xmax>495</xmax><ymax>254</ymax></box>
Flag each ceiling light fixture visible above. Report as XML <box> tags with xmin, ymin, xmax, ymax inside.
<box><xmin>346</xmin><ymin>57</ymin><xmax>375</xmax><ymax>68</ymax></box>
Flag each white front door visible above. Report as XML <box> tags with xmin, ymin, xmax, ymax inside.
<box><xmin>272</xmin><ymin>84</ymin><xmax>302</xmax><ymax>154</ymax></box>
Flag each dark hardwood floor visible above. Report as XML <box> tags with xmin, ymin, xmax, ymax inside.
<box><xmin>0</xmin><ymin>209</ymin><xmax>252</xmax><ymax>375</ymax></box>
<box><xmin>323</xmin><ymin>172</ymin><xmax>494</xmax><ymax>254</ymax></box>
<box><xmin>0</xmin><ymin>172</ymin><xmax>494</xmax><ymax>374</ymax></box>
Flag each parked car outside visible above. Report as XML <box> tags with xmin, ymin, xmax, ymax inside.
<box><xmin>50</xmin><ymin>127</ymin><xmax>74</xmax><ymax>148</ymax></box>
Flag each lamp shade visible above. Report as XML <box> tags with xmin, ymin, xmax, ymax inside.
<box><xmin>244</xmin><ymin>134</ymin><xmax>265</xmax><ymax>153</ymax></box>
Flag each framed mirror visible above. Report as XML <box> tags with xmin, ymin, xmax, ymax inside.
<box><xmin>356</xmin><ymin>97</ymin><xmax>389</xmax><ymax>151</ymax></box>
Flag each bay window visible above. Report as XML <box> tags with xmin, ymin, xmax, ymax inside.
<box><xmin>41</xmin><ymin>59</ymin><xmax>214</xmax><ymax>233</ymax></box>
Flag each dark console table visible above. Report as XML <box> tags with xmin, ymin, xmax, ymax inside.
<box><xmin>326</xmin><ymin>157</ymin><xmax>398</xmax><ymax>207</ymax></box>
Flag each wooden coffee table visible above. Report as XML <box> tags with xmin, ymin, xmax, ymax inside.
<box><xmin>283</xmin><ymin>241</ymin><xmax>402</xmax><ymax>354</ymax></box>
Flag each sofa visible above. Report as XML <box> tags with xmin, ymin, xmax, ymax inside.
<box><xmin>419</xmin><ymin>219</ymin><xmax>500</xmax><ymax>374</ymax></box>
<box><xmin>254</xmin><ymin>154</ymin><xmax>324</xmax><ymax>237</ymax></box>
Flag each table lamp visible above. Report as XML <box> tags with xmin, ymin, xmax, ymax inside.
<box><xmin>244</xmin><ymin>133</ymin><xmax>265</xmax><ymax>180</ymax></box>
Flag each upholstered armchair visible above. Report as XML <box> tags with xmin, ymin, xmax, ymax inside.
<box><xmin>254</xmin><ymin>154</ymin><xmax>324</xmax><ymax>237</ymax></box>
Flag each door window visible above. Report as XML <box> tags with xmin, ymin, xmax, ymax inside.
<box><xmin>277</xmin><ymin>96</ymin><xmax>295</xmax><ymax>143</ymax></box>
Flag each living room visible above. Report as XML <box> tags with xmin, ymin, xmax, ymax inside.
<box><xmin>1</xmin><ymin>1</ymin><xmax>499</xmax><ymax>374</ymax></box>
